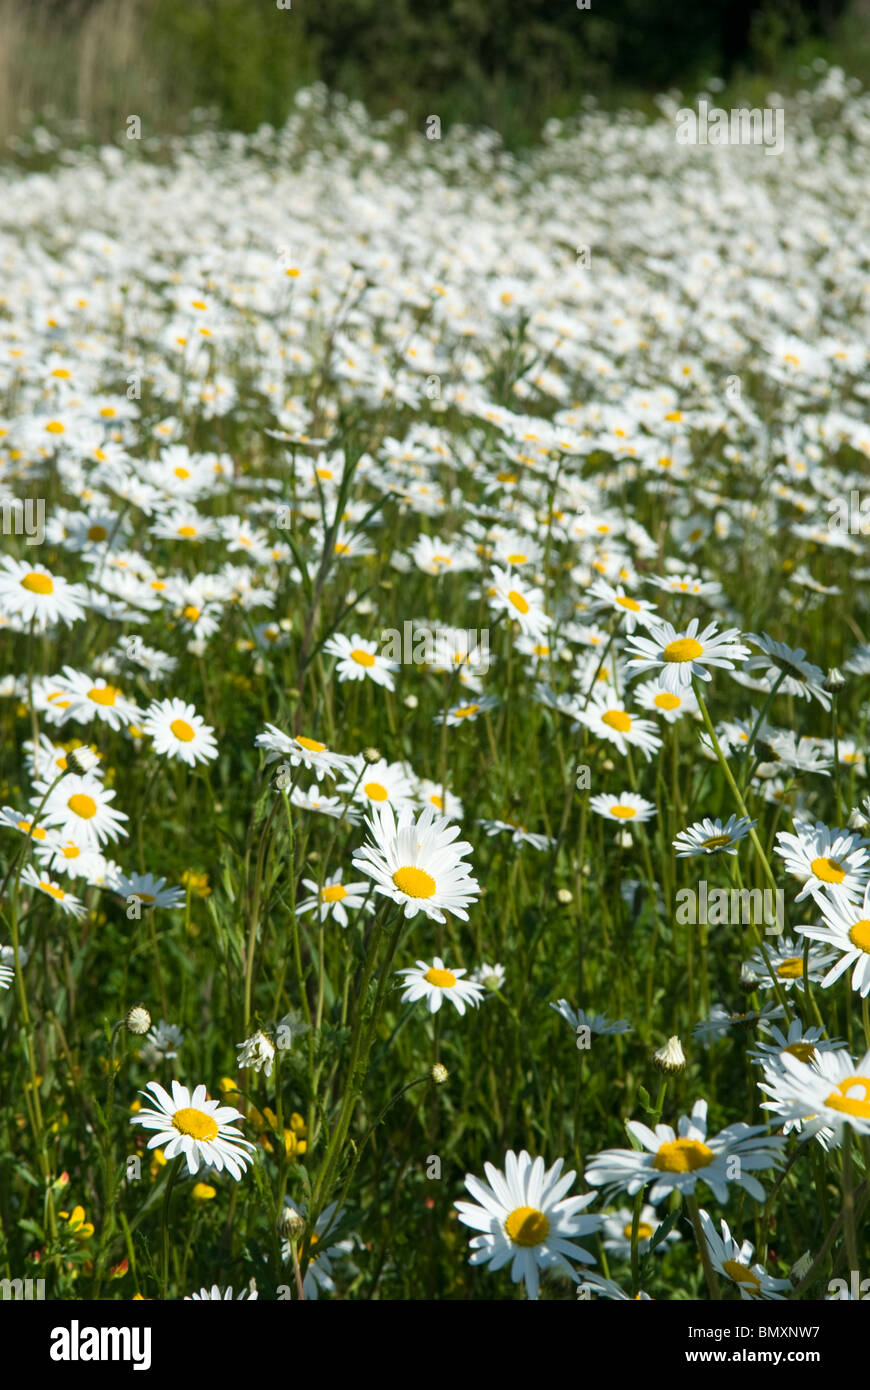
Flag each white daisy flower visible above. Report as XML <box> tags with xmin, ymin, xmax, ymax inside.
<box><xmin>351</xmin><ymin>801</ymin><xmax>480</xmax><ymax>923</ymax></box>
<box><xmin>336</xmin><ymin>756</ymin><xmax>416</xmax><ymax>812</ymax></box>
<box><xmin>759</xmin><ymin>1046</ymin><xmax>870</xmax><ymax>1145</ymax></box>
<box><xmin>634</xmin><ymin>679</ymin><xmax>699</xmax><ymax>723</ymax></box>
<box><xmin>578</xmin><ymin>1271</ymin><xmax>653</xmax><ymax>1300</ymax></box>
<box><xmin>471</xmin><ymin>962</ymin><xmax>506</xmax><ymax>991</ymax></box>
<box><xmin>699</xmin><ymin>1210</ymin><xmax>791</xmax><ymax>1300</ymax></box>
<box><xmin>486</xmin><ymin>564</ymin><xmax>552</xmax><ymax>640</ymax></box>
<box><xmin>748</xmin><ymin>1019</ymin><xmax>846</xmax><ymax>1070</ymax></box>
<box><xmin>438</xmin><ymin>695</ymin><xmax>499</xmax><ymax>727</ymax></box>
<box><xmin>141</xmin><ymin>698</ymin><xmax>218</xmax><ymax>767</ymax></box>
<box><xmin>744</xmin><ymin>633</ymin><xmax>832</xmax><ymax>711</ymax></box>
<box><xmin>256</xmin><ymin>723</ymin><xmax>350</xmax><ymax>782</ymax></box>
<box><xmin>396</xmin><ymin>957</ymin><xmax>485</xmax><ymax>1015</ymax></box>
<box><xmin>588</xmin><ymin>578</ymin><xmax>659</xmax><ymax>634</ymax></box>
<box><xmin>297</xmin><ymin>870</ymin><xmax>373</xmax><ymax>927</ymax></box>
<box><xmin>281</xmin><ymin>1200</ymin><xmax>356</xmax><ymax>1299</ymax></box>
<box><xmin>602</xmin><ymin>1204</ymin><xmax>681</xmax><ymax>1259</ymax></box>
<box><xmin>185</xmin><ymin>1285</ymin><xmax>258</xmax><ymax>1300</ymax></box>
<box><xmin>130</xmin><ymin>1080</ymin><xmax>254</xmax><ymax>1177</ymax></box>
<box><xmin>236</xmin><ymin>1031</ymin><xmax>276</xmax><ymax>1078</ymax></box>
<box><xmin>51</xmin><ymin>667</ymin><xmax>142</xmax><ymax>730</ymax></box>
<box><xmin>0</xmin><ymin>556</ymin><xmax>88</xmax><ymax>631</ymax></box>
<box><xmin>796</xmin><ymin>882</ymin><xmax>870</xmax><ymax>997</ymax></box>
<box><xmin>774</xmin><ymin>819</ymin><xmax>870</xmax><ymax>906</ymax></box>
<box><xmin>673</xmin><ymin>814</ymin><xmax>756</xmax><ymax>857</ymax></box>
<box><xmin>36</xmin><ymin>774</ymin><xmax>128</xmax><ymax>849</ymax></box>
<box><xmin>455</xmin><ymin>1149</ymin><xmax>602</xmax><ymax>1300</ymax></box>
<box><xmin>579</xmin><ymin>688</ymin><xmax>662</xmax><ymax>761</ymax></box>
<box><xmin>550</xmin><ymin>1000</ymin><xmax>633</xmax><ymax>1036</ymax></box>
<box><xmin>588</xmin><ymin>791</ymin><xmax>656</xmax><ymax>824</ymax></box>
<box><xmin>625</xmin><ymin>618</ymin><xmax>750</xmax><ymax>694</ymax></box>
<box><xmin>20</xmin><ymin>863</ymin><xmax>87</xmax><ymax>919</ymax></box>
<box><xmin>693</xmin><ymin>1003</ymin><xmax>785</xmax><ymax>1045</ymax></box>
<box><xmin>585</xmin><ymin>1098</ymin><xmax>785</xmax><ymax>1203</ymax></box>
<box><xmin>323</xmin><ymin>632</ymin><xmax>398</xmax><ymax>690</ymax></box>
<box><xmin>743</xmin><ymin>935</ymin><xmax>839</xmax><ymax>991</ymax></box>
<box><xmin>142</xmin><ymin>1020</ymin><xmax>185</xmax><ymax>1060</ymax></box>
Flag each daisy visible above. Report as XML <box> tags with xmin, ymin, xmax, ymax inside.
<box><xmin>673</xmin><ymin>814</ymin><xmax>756</xmax><ymax>857</ymax></box>
<box><xmin>0</xmin><ymin>556</ymin><xmax>88</xmax><ymax>631</ymax></box>
<box><xmin>323</xmin><ymin>632</ymin><xmax>398</xmax><ymax>690</ymax></box>
<box><xmin>290</xmin><ymin>784</ymin><xmax>360</xmax><ymax>820</ymax></box>
<box><xmin>797</xmin><ymin>883</ymin><xmax>870</xmax><ymax>997</ymax></box>
<box><xmin>185</xmin><ymin>1286</ymin><xmax>258</xmax><ymax>1300</ymax></box>
<box><xmin>108</xmin><ymin>871</ymin><xmax>185</xmax><ymax>910</ymax></box>
<box><xmin>588</xmin><ymin>577</ymin><xmax>659</xmax><ymax>634</ymax></box>
<box><xmin>455</xmin><ymin>1150</ymin><xmax>602</xmax><ymax>1300</ymax></box>
<box><xmin>584</xmin><ymin>1098</ymin><xmax>785</xmax><ymax>1204</ymax></box>
<box><xmin>20</xmin><ymin>863</ymin><xmax>87</xmax><ymax>919</ymax></box>
<box><xmin>471</xmin><ymin>962</ymin><xmax>506</xmax><ymax>991</ymax></box>
<box><xmin>744</xmin><ymin>633</ymin><xmax>832</xmax><ymax>711</ymax></box>
<box><xmin>414</xmin><ymin>777</ymin><xmax>464</xmax><ymax>821</ymax></box>
<box><xmin>693</xmin><ymin>1003</ymin><xmax>785</xmax><ymax>1044</ymax></box>
<box><xmin>743</xmin><ymin>935</ymin><xmax>838</xmax><ymax>991</ymax></box>
<box><xmin>438</xmin><ymin>695</ymin><xmax>499</xmax><ymax>727</ymax></box>
<box><xmin>0</xmin><ymin>806</ymin><xmax>60</xmax><ymax>849</ymax></box>
<box><xmin>578</xmin><ymin>1272</ymin><xmax>653</xmax><ymax>1300</ymax></box>
<box><xmin>281</xmin><ymin>1200</ymin><xmax>356</xmax><ymax>1299</ymax></box>
<box><xmin>625</xmin><ymin>618</ymin><xmax>750</xmax><ymax>694</ymax></box>
<box><xmin>130</xmin><ymin>1080</ymin><xmax>254</xmax><ymax>1177</ymax></box>
<box><xmin>256</xmin><ymin>723</ymin><xmax>350</xmax><ymax>782</ymax></box>
<box><xmin>396</xmin><ymin>957</ymin><xmax>485</xmax><ymax>1015</ymax></box>
<box><xmin>759</xmin><ymin>1046</ymin><xmax>870</xmax><ymax>1145</ymax></box>
<box><xmin>351</xmin><ymin>801</ymin><xmax>480</xmax><ymax>923</ymax></box>
<box><xmin>336</xmin><ymin>756</ymin><xmax>416</xmax><ymax>812</ymax></box>
<box><xmin>633</xmin><ymin>679</ymin><xmax>697</xmax><ymax>722</ymax></box>
<box><xmin>588</xmin><ymin>791</ymin><xmax>656</xmax><ymax>824</ymax></box>
<box><xmin>486</xmin><ymin>564</ymin><xmax>551</xmax><ymax>641</ymax></box>
<box><xmin>550</xmin><ymin>1000</ymin><xmax>633</xmax><ymax>1036</ymax></box>
<box><xmin>579</xmin><ymin>689</ymin><xmax>662</xmax><ymax>761</ymax></box>
<box><xmin>142</xmin><ymin>1020</ymin><xmax>185</xmax><ymax>1061</ymax></box>
<box><xmin>748</xmin><ymin>1019</ymin><xmax>846</xmax><ymax>1070</ymax></box>
<box><xmin>602</xmin><ymin>1204</ymin><xmax>681</xmax><ymax>1259</ymax></box>
<box><xmin>0</xmin><ymin>953</ymin><xmax>13</xmax><ymax>990</ymax></box>
<box><xmin>142</xmin><ymin>699</ymin><xmax>218</xmax><ymax>767</ymax></box>
<box><xmin>296</xmin><ymin>870</ymin><xmax>373</xmax><ymax>927</ymax></box>
<box><xmin>774</xmin><ymin>819</ymin><xmax>870</xmax><ymax>906</ymax></box>
<box><xmin>236</xmin><ymin>1031</ymin><xmax>276</xmax><ymax>1079</ymax></box>
<box><xmin>49</xmin><ymin>668</ymin><xmax>142</xmax><ymax>730</ymax></box>
<box><xmin>699</xmin><ymin>1210</ymin><xmax>791</xmax><ymax>1300</ymax></box>
<box><xmin>37</xmin><ymin>774</ymin><xmax>128</xmax><ymax>849</ymax></box>
<box><xmin>477</xmin><ymin>818</ymin><xmax>553</xmax><ymax>850</ymax></box>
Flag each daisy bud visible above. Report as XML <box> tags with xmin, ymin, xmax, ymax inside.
<box><xmin>739</xmin><ymin>961</ymin><xmax>761</xmax><ymax>992</ymax></box>
<box><xmin>363</xmin><ymin>746</ymin><xmax>381</xmax><ymax>763</ymax></box>
<box><xmin>848</xmin><ymin>807</ymin><xmax>869</xmax><ymax>832</ymax></box>
<box><xmin>431</xmin><ymin>1063</ymin><xmax>449</xmax><ymax>1084</ymax></box>
<box><xmin>652</xmin><ymin>1035</ymin><xmax>686</xmax><ymax>1074</ymax></box>
<box><xmin>125</xmin><ymin>1005</ymin><xmax>151</xmax><ymax>1036</ymax></box>
<box><xmin>790</xmin><ymin>1251</ymin><xmax>812</xmax><ymax>1282</ymax></box>
<box><xmin>557</xmin><ymin>888</ymin><xmax>573</xmax><ymax>905</ymax></box>
<box><xmin>66</xmin><ymin>745</ymin><xmax>100</xmax><ymax>776</ymax></box>
<box><xmin>617</xmin><ymin>830</ymin><xmax>633</xmax><ymax>848</ymax></box>
<box><xmin>404</xmin><ymin>694</ymin><xmax>419</xmax><ymax>709</ymax></box>
<box><xmin>823</xmin><ymin>668</ymin><xmax>845</xmax><ymax>693</ymax></box>
<box><xmin>278</xmin><ymin>1202</ymin><xmax>305</xmax><ymax>1240</ymax></box>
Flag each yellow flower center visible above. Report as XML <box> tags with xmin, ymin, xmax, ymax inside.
<box><xmin>811</xmin><ymin>856</ymin><xmax>846</xmax><ymax>884</ymax></box>
<box><xmin>616</xmin><ymin>595</ymin><xmax>640</xmax><ymax>612</ymax></box>
<box><xmin>46</xmin><ymin>420</ymin><xmax>65</xmax><ymax>433</ymax></box>
<box><xmin>170</xmin><ymin>719</ymin><xmax>195</xmax><ymax>742</ymax></box>
<box><xmin>602</xmin><ymin>709</ymin><xmax>631</xmax><ymax>733</ymax></box>
<box><xmin>824</xmin><ymin>1075</ymin><xmax>870</xmax><ymax>1119</ymax></box>
<box><xmin>68</xmin><ymin>793</ymin><xmax>97</xmax><ymax>819</ymax></box>
<box><xmin>847</xmin><ymin>919</ymin><xmax>870</xmax><ymax>952</ymax></box>
<box><xmin>654</xmin><ymin>692</ymin><xmax>681</xmax><ymax>710</ymax></box>
<box><xmin>296</xmin><ymin>736</ymin><xmax>326</xmax><ymax>753</ymax></box>
<box><xmin>364</xmin><ymin>782</ymin><xmax>388</xmax><ymax>801</ymax></box>
<box><xmin>504</xmin><ymin>1206</ymin><xmax>550</xmax><ymax>1247</ymax></box>
<box><xmin>88</xmin><ymin>685</ymin><xmax>118</xmax><ymax>706</ymax></box>
<box><xmin>454</xmin><ymin>704</ymin><xmax>479</xmax><ymax>719</ymax></box>
<box><xmin>39</xmin><ymin>881</ymin><xmax>66</xmax><ymax>899</ymax></box>
<box><xmin>623</xmin><ymin>1222</ymin><xmax>654</xmax><ymax>1241</ymax></box>
<box><xmin>777</xmin><ymin>957</ymin><xmax>804</xmax><ymax>979</ymax></box>
<box><xmin>785</xmin><ymin>1042</ymin><xmax>817</xmax><ymax>1063</ymax></box>
<box><xmin>424</xmin><ymin>967</ymin><xmax>457</xmax><ymax>988</ymax></box>
<box><xmin>610</xmin><ymin>804</ymin><xmax>636</xmax><ymax>819</ymax></box>
<box><xmin>700</xmin><ymin>834</ymin><xmax>731</xmax><ymax>849</ymax></box>
<box><xmin>183</xmin><ymin>605</ymin><xmax>201</xmax><ymax>622</ymax></box>
<box><xmin>177</xmin><ymin>526</ymin><xmax>197</xmax><ymax>538</ymax></box>
<box><xmin>174</xmin><ymin>466</ymin><xmax>190</xmax><ymax>479</ymax></box>
<box><xmin>172</xmin><ymin>1107</ymin><xmax>219</xmax><ymax>1141</ymax></box>
<box><xmin>653</xmin><ymin>1138</ymin><xmax>714</xmax><ymax>1173</ymax></box>
<box><xmin>21</xmin><ymin>571</ymin><xmax>54</xmax><ymax>594</ymax></box>
<box><xmin>722</xmin><ymin>1260</ymin><xmax>761</xmax><ymax>1291</ymax></box>
<box><xmin>351</xmin><ymin>649</ymin><xmax>375</xmax><ymax>667</ymax></box>
<box><xmin>507</xmin><ymin>553</ymin><xmax>527</xmax><ymax>564</ymax></box>
<box><xmin>87</xmin><ymin>524</ymin><xmax>108</xmax><ymax>541</ymax></box>
<box><xmin>663</xmin><ymin>638</ymin><xmax>703</xmax><ymax>663</ymax></box>
<box><xmin>321</xmin><ymin>884</ymin><xmax>347</xmax><ymax>903</ymax></box>
<box><xmin>508</xmin><ymin>590</ymin><xmax>529</xmax><ymax>614</ymax></box>
<box><xmin>392</xmin><ymin>867</ymin><xmax>437</xmax><ymax>898</ymax></box>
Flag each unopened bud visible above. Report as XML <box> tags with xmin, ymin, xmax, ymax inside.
<box><xmin>431</xmin><ymin>1063</ymin><xmax>449</xmax><ymax>1084</ymax></box>
<box><xmin>823</xmin><ymin>668</ymin><xmax>845</xmax><ymax>694</ymax></box>
<box><xmin>363</xmin><ymin>746</ymin><xmax>381</xmax><ymax>764</ymax></box>
<box><xmin>278</xmin><ymin>1203</ymin><xmax>306</xmax><ymax>1240</ymax></box>
<box><xmin>67</xmin><ymin>745</ymin><xmax>100</xmax><ymax>776</ymax></box>
<box><xmin>125</xmin><ymin>1005</ymin><xmax>151</xmax><ymax>1036</ymax></box>
<box><xmin>652</xmin><ymin>1035</ymin><xmax>686</xmax><ymax>1074</ymax></box>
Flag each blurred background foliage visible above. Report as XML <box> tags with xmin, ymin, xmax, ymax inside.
<box><xmin>1</xmin><ymin>0</ymin><xmax>869</xmax><ymax>150</ymax></box>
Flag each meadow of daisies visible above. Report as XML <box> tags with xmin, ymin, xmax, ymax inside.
<box><xmin>2</xmin><ymin>70</ymin><xmax>870</xmax><ymax>1303</ymax></box>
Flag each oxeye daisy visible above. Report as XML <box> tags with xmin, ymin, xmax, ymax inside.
<box><xmin>588</xmin><ymin>577</ymin><xmax>659</xmax><ymax>634</ymax></box>
<box><xmin>550</xmin><ymin>1000</ymin><xmax>633</xmax><ymax>1036</ymax></box>
<box><xmin>50</xmin><ymin>668</ymin><xmax>142</xmax><ymax>731</ymax></box>
<box><xmin>588</xmin><ymin>791</ymin><xmax>656</xmax><ymax>824</ymax></box>
<box><xmin>748</xmin><ymin>1019</ymin><xmax>846</xmax><ymax>1071</ymax></box>
<box><xmin>634</xmin><ymin>678</ymin><xmax>699</xmax><ymax>723</ymax></box>
<box><xmin>351</xmin><ymin>801</ymin><xmax>480</xmax><ymax>923</ymax></box>
<box><xmin>579</xmin><ymin>689</ymin><xmax>662</xmax><ymax>761</ymax></box>
<box><xmin>625</xmin><ymin>617</ymin><xmax>750</xmax><ymax>693</ymax></box>
<box><xmin>108</xmin><ymin>870</ymin><xmax>185</xmax><ymax>910</ymax></box>
<box><xmin>322</xmin><ymin>632</ymin><xmax>398</xmax><ymax>690</ymax></box>
<box><xmin>578</xmin><ymin>1272</ymin><xmax>653</xmax><ymax>1300</ymax></box>
<box><xmin>0</xmin><ymin>556</ymin><xmax>88</xmax><ymax>631</ymax></box>
<box><xmin>438</xmin><ymin>694</ymin><xmax>499</xmax><ymax>727</ymax></box>
<box><xmin>141</xmin><ymin>698</ymin><xmax>218</xmax><ymax>766</ymax></box>
<box><xmin>692</xmin><ymin>1002</ymin><xmax>785</xmax><ymax>1045</ymax></box>
<box><xmin>673</xmin><ymin>814</ymin><xmax>756</xmax><ymax>857</ymax></box>
<box><xmin>601</xmin><ymin>1204</ymin><xmax>681</xmax><ymax>1259</ymax></box>
<box><xmin>396</xmin><ymin>957</ymin><xmax>485</xmax><ymax>1015</ymax></box>
<box><xmin>256</xmin><ymin>723</ymin><xmax>350</xmax><ymax>782</ymax></box>
<box><xmin>743</xmin><ymin>935</ymin><xmax>838</xmax><ymax>991</ymax></box>
<box><xmin>297</xmin><ymin>870</ymin><xmax>373</xmax><ymax>927</ymax></box>
<box><xmin>185</xmin><ymin>1285</ymin><xmax>258</xmax><ymax>1300</ymax></box>
<box><xmin>744</xmin><ymin>633</ymin><xmax>832</xmax><ymax>710</ymax></box>
<box><xmin>130</xmin><ymin>1080</ymin><xmax>254</xmax><ymax>1177</ymax></box>
<box><xmin>774</xmin><ymin>819</ymin><xmax>870</xmax><ymax>906</ymax></box>
<box><xmin>759</xmin><ymin>1046</ymin><xmax>870</xmax><ymax>1144</ymax></box>
<box><xmin>796</xmin><ymin>882</ymin><xmax>870</xmax><ymax>997</ymax></box>
<box><xmin>280</xmin><ymin>1199</ymin><xmax>357</xmax><ymax>1299</ymax></box>
<box><xmin>698</xmin><ymin>1210</ymin><xmax>791</xmax><ymax>1300</ymax></box>
<box><xmin>142</xmin><ymin>1020</ymin><xmax>185</xmax><ymax>1061</ymax></box>
<box><xmin>20</xmin><ymin>863</ymin><xmax>87</xmax><ymax>919</ymax></box>
<box><xmin>336</xmin><ymin>755</ymin><xmax>416</xmax><ymax>812</ymax></box>
<box><xmin>414</xmin><ymin>777</ymin><xmax>464</xmax><ymax>821</ymax></box>
<box><xmin>0</xmin><ymin>806</ymin><xmax>60</xmax><ymax>848</ymax></box>
<box><xmin>486</xmin><ymin>564</ymin><xmax>551</xmax><ymax>640</ymax></box>
<box><xmin>455</xmin><ymin>1150</ymin><xmax>602</xmax><ymax>1300</ymax></box>
<box><xmin>37</xmin><ymin>774</ymin><xmax>128</xmax><ymax>849</ymax></box>
<box><xmin>584</xmin><ymin>1098</ymin><xmax>785</xmax><ymax>1203</ymax></box>
<box><xmin>477</xmin><ymin>818</ymin><xmax>553</xmax><ymax>850</ymax></box>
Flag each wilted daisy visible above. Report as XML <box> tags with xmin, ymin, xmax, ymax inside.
<box><xmin>550</xmin><ymin>1000</ymin><xmax>633</xmax><ymax>1036</ymax></box>
<box><xmin>297</xmin><ymin>870</ymin><xmax>372</xmax><ymax>927</ymax></box>
<box><xmin>699</xmin><ymin>1210</ymin><xmax>791</xmax><ymax>1300</ymax></box>
<box><xmin>760</xmin><ymin>1045</ymin><xmax>870</xmax><ymax>1144</ymax></box>
<box><xmin>20</xmin><ymin>863</ymin><xmax>87</xmax><ymax>919</ymax></box>
<box><xmin>796</xmin><ymin>882</ymin><xmax>870</xmax><ymax>996</ymax></box>
<box><xmin>455</xmin><ymin>1150</ymin><xmax>602</xmax><ymax>1300</ymax></box>
<box><xmin>602</xmin><ymin>1204</ymin><xmax>681</xmax><ymax>1259</ymax></box>
<box><xmin>130</xmin><ymin>1080</ymin><xmax>254</xmax><ymax>1177</ymax></box>
<box><xmin>673</xmin><ymin>814</ymin><xmax>755</xmax><ymax>858</ymax></box>
<box><xmin>37</xmin><ymin>774</ymin><xmax>128</xmax><ymax>850</ymax></box>
<box><xmin>585</xmin><ymin>1098</ymin><xmax>785</xmax><ymax>1204</ymax></box>
<box><xmin>236</xmin><ymin>1031</ymin><xmax>276</xmax><ymax>1079</ymax></box>
<box><xmin>142</xmin><ymin>698</ymin><xmax>218</xmax><ymax>767</ymax></box>
<box><xmin>396</xmin><ymin>957</ymin><xmax>485</xmax><ymax>1015</ymax></box>
<box><xmin>625</xmin><ymin>618</ymin><xmax>750</xmax><ymax>694</ymax></box>
<box><xmin>352</xmin><ymin>801</ymin><xmax>480</xmax><ymax>923</ymax></box>
<box><xmin>775</xmin><ymin>819</ymin><xmax>870</xmax><ymax>905</ymax></box>
<box><xmin>322</xmin><ymin>632</ymin><xmax>398</xmax><ymax>689</ymax></box>
<box><xmin>589</xmin><ymin>791</ymin><xmax>656</xmax><ymax>824</ymax></box>
<box><xmin>0</xmin><ymin>556</ymin><xmax>87</xmax><ymax>631</ymax></box>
